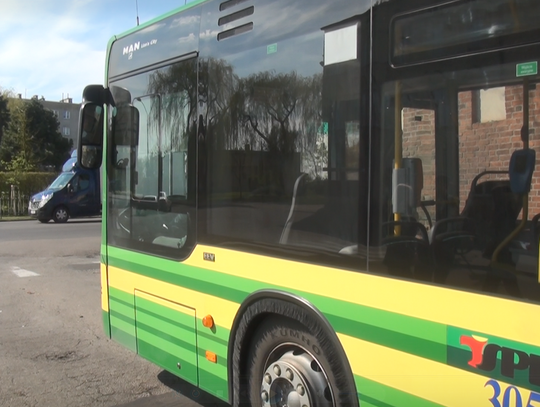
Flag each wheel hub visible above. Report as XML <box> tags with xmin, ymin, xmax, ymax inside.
<box><xmin>261</xmin><ymin>350</ymin><xmax>332</xmax><ymax>407</ymax></box>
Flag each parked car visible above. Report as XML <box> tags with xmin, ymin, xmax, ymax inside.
<box><xmin>28</xmin><ymin>151</ymin><xmax>101</xmax><ymax>223</ymax></box>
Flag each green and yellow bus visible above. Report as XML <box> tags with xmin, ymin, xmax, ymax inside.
<box><xmin>77</xmin><ymin>0</ymin><xmax>540</xmax><ymax>405</ymax></box>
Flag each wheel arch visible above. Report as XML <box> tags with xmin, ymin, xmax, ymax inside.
<box><xmin>227</xmin><ymin>289</ymin><xmax>359</xmax><ymax>407</ymax></box>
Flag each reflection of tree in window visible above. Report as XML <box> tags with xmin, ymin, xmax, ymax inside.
<box><xmin>147</xmin><ymin>61</ymin><xmax>198</xmax><ymax>198</ymax></box>
<box><xmin>133</xmin><ymin>96</ymin><xmax>160</xmax><ymax>198</ymax></box>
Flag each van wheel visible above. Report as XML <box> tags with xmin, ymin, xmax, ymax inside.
<box><xmin>246</xmin><ymin>317</ymin><xmax>345</xmax><ymax>407</ymax></box>
<box><xmin>52</xmin><ymin>206</ymin><xmax>69</xmax><ymax>223</ymax></box>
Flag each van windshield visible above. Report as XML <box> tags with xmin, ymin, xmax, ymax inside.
<box><xmin>48</xmin><ymin>173</ymin><xmax>74</xmax><ymax>190</ymax></box>
<box><xmin>62</xmin><ymin>157</ymin><xmax>77</xmax><ymax>172</ymax></box>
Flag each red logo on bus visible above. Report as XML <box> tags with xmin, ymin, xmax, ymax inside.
<box><xmin>460</xmin><ymin>335</ymin><xmax>540</xmax><ymax>387</ymax></box>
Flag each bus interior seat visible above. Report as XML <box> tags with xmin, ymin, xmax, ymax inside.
<box><xmin>460</xmin><ymin>171</ymin><xmax>522</xmax><ymax>259</ymax></box>
<box><xmin>429</xmin><ymin>216</ymin><xmax>476</xmax><ymax>271</ymax></box>
<box><xmin>281</xmin><ymin>174</ymin><xmax>359</xmax><ymax>251</ymax></box>
<box><xmin>382</xmin><ymin>219</ymin><xmax>431</xmax><ymax>279</ymax></box>
<box><xmin>430</xmin><ymin>170</ymin><xmax>522</xmax><ymax>271</ymax></box>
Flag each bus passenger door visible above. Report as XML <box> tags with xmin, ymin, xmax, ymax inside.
<box><xmin>374</xmin><ymin>60</ymin><xmax>540</xmax><ymax>301</ymax></box>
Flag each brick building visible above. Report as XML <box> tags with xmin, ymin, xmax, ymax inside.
<box><xmin>402</xmin><ymin>84</ymin><xmax>540</xmax><ymax>223</ymax></box>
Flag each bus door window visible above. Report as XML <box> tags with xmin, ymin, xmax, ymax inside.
<box><xmin>401</xmin><ymin>106</ymin><xmax>436</xmax><ymax>230</ymax></box>
<box><xmin>107</xmin><ymin>59</ymin><xmax>197</xmax><ymax>258</ymax></box>
<box><xmin>457</xmin><ymin>81</ymin><xmax>539</xmax><ymax>295</ymax></box>
<box><xmin>132</xmin><ymin>95</ymin><xmax>160</xmax><ymax>201</ymax></box>
<box><xmin>373</xmin><ymin>60</ymin><xmax>540</xmax><ymax>303</ymax></box>
<box><xmin>373</xmin><ymin>84</ymin><xmax>443</xmax><ymax>280</ymax></box>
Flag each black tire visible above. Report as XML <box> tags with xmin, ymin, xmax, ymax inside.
<box><xmin>246</xmin><ymin>316</ymin><xmax>355</xmax><ymax>407</ymax></box>
<box><xmin>52</xmin><ymin>206</ymin><xmax>69</xmax><ymax>223</ymax></box>
<box><xmin>38</xmin><ymin>218</ymin><xmax>50</xmax><ymax>223</ymax></box>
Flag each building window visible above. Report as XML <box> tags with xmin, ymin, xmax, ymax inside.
<box><xmin>63</xmin><ymin>111</ymin><xmax>71</xmax><ymax>120</ymax></box>
<box><xmin>63</xmin><ymin>127</ymin><xmax>70</xmax><ymax>136</ymax></box>
<box><xmin>52</xmin><ymin>110</ymin><xmax>59</xmax><ymax>118</ymax></box>
<box><xmin>472</xmin><ymin>87</ymin><xmax>506</xmax><ymax>123</ymax></box>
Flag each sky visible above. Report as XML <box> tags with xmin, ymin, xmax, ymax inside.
<box><xmin>0</xmin><ymin>0</ymin><xmax>197</xmax><ymax>103</ymax></box>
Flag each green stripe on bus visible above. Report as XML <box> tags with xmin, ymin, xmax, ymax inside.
<box><xmin>110</xmin><ymin>254</ymin><xmax>249</xmax><ymax>303</ymax></box>
<box><xmin>136</xmin><ymin>321</ymin><xmax>197</xmax><ymax>355</ymax></box>
<box><xmin>198</xmin><ymin>368</ymin><xmax>229</xmax><ymax>401</ymax></box>
<box><xmin>109</xmin><ymin>286</ymin><xmax>135</xmax><ymax>308</ymax></box>
<box><xmin>137</xmin><ymin>339</ymin><xmax>198</xmax><ymax>386</ymax></box>
<box><xmin>110</xmin><ymin>309</ymin><xmax>135</xmax><ymax>330</ymax></box>
<box><xmin>197</xmin><ymin>327</ymin><xmax>229</xmax><ymax>346</ymax></box>
<box><xmin>310</xmin><ymin>293</ymin><xmax>445</xmax><ymax>347</ymax></box>
<box><xmin>110</xmin><ymin>326</ymin><xmax>137</xmax><ymax>352</ymax></box>
<box><xmin>332</xmin><ymin>314</ymin><xmax>444</xmax><ymax>363</ymax></box>
<box><xmin>134</xmin><ymin>293</ymin><xmax>198</xmax><ymax>380</ymax></box>
<box><xmin>102</xmin><ymin>309</ymin><xmax>111</xmax><ymax>338</ymax></box>
<box><xmin>356</xmin><ymin>375</ymin><xmax>445</xmax><ymax>407</ymax></box>
<box><xmin>358</xmin><ymin>397</ymin><xmax>393</xmax><ymax>407</ymax></box>
<box><xmin>135</xmin><ymin>299</ymin><xmax>197</xmax><ymax>335</ymax></box>
<box><xmin>108</xmin><ymin>249</ymin><xmax>446</xmax><ymax>364</ymax></box>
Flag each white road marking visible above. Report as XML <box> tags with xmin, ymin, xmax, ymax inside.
<box><xmin>11</xmin><ymin>267</ymin><xmax>40</xmax><ymax>278</ymax></box>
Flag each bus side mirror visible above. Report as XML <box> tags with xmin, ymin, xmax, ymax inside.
<box><xmin>78</xmin><ymin>85</ymin><xmax>106</xmax><ymax>170</ymax></box>
<box><xmin>78</xmin><ymin>102</ymin><xmax>104</xmax><ymax>169</ymax></box>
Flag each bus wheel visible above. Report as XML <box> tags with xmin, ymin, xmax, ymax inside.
<box><xmin>247</xmin><ymin>317</ymin><xmax>337</xmax><ymax>407</ymax></box>
<box><xmin>52</xmin><ymin>206</ymin><xmax>69</xmax><ymax>223</ymax></box>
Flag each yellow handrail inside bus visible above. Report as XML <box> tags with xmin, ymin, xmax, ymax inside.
<box><xmin>491</xmin><ymin>79</ymin><xmax>531</xmax><ymax>272</ymax></box>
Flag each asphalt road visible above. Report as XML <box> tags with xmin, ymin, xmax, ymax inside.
<box><xmin>0</xmin><ymin>217</ymin><xmax>102</xmax><ymax>257</ymax></box>
<box><xmin>0</xmin><ymin>218</ymin><xmax>228</xmax><ymax>407</ymax></box>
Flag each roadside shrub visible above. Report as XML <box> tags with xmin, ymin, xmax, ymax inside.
<box><xmin>0</xmin><ymin>171</ymin><xmax>57</xmax><ymax>197</ymax></box>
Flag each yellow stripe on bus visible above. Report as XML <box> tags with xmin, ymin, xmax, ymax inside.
<box><xmin>339</xmin><ymin>333</ymin><xmax>532</xmax><ymax>407</ymax></box>
<box><xmin>185</xmin><ymin>245</ymin><xmax>540</xmax><ymax>347</ymax></box>
<box><xmin>108</xmin><ymin>266</ymin><xmax>239</xmax><ymax>328</ymax></box>
<box><xmin>101</xmin><ymin>263</ymin><xmax>109</xmax><ymax>312</ymax></box>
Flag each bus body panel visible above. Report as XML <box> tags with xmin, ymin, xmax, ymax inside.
<box><xmin>89</xmin><ymin>0</ymin><xmax>540</xmax><ymax>406</ymax></box>
<box><xmin>104</xmin><ymin>244</ymin><xmax>540</xmax><ymax>406</ymax></box>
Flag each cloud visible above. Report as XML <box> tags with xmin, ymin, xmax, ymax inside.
<box><xmin>0</xmin><ymin>0</ymin><xmax>199</xmax><ymax>102</ymax></box>
<box><xmin>170</xmin><ymin>15</ymin><xmax>200</xmax><ymax>28</ymax></box>
<box><xmin>0</xmin><ymin>0</ymin><xmax>113</xmax><ymax>101</ymax></box>
<box><xmin>140</xmin><ymin>22</ymin><xmax>168</xmax><ymax>34</ymax></box>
